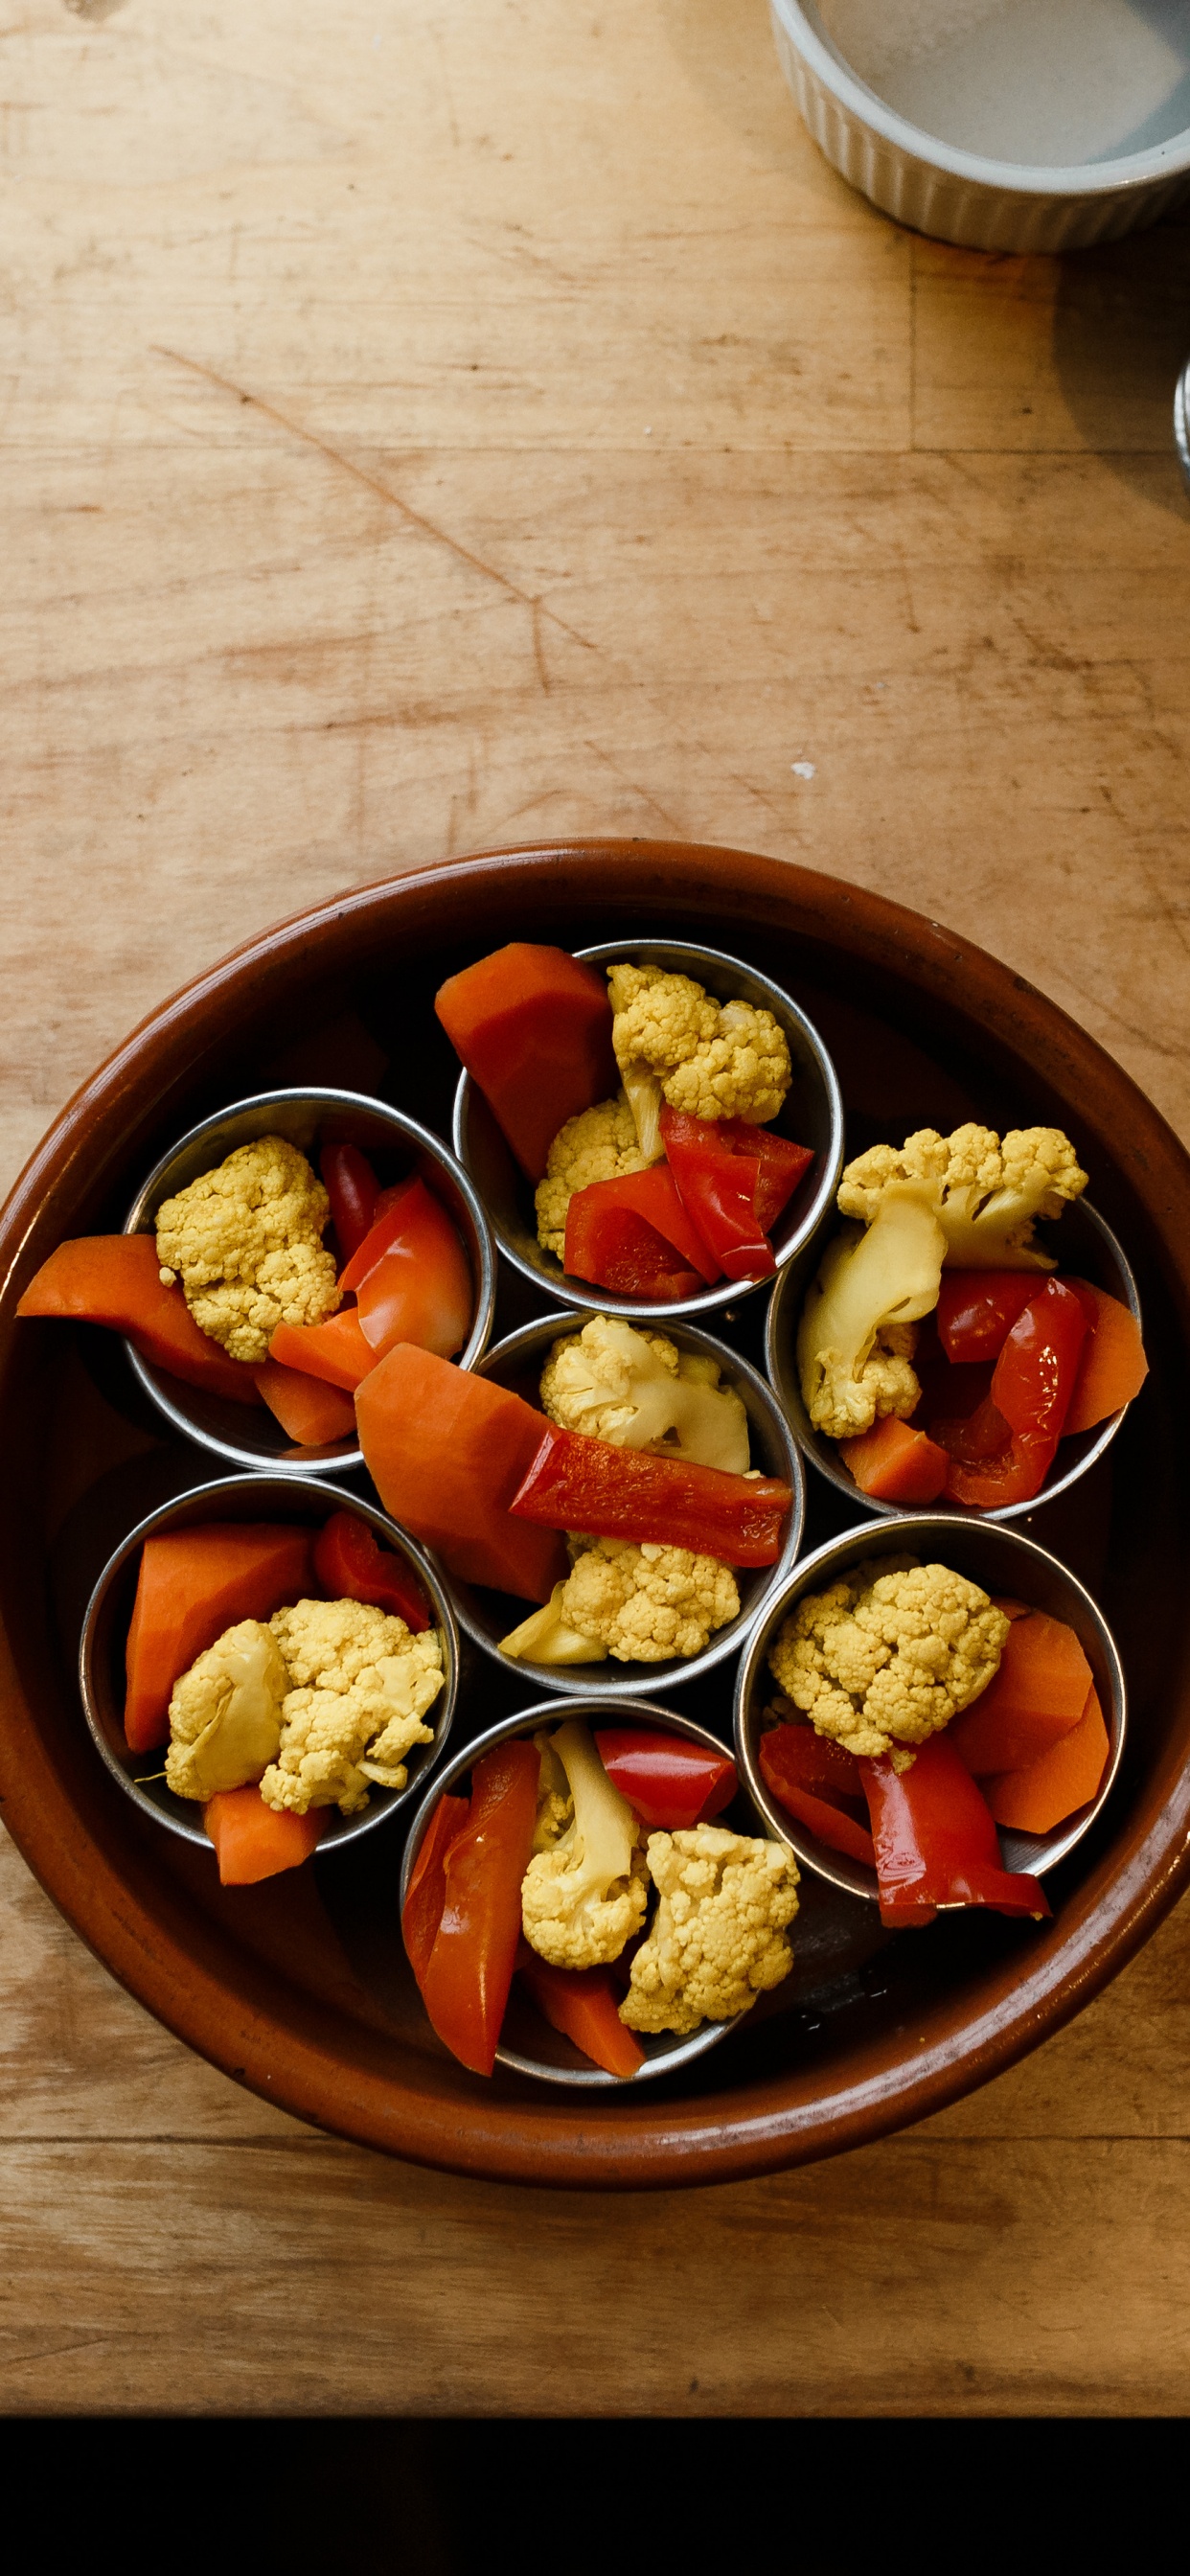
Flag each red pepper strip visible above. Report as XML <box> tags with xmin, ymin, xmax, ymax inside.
<box><xmin>750</xmin><ymin>1131</ymin><xmax>816</xmax><ymax>1233</ymax></box>
<box><xmin>320</xmin><ymin>1141</ymin><xmax>380</xmax><ymax>1264</ymax></box>
<box><xmin>312</xmin><ymin>1507</ymin><xmax>431</xmax><ymax>1631</ymax></box>
<box><xmin>594</xmin><ymin>1728</ymin><xmax>737</xmax><ymax>1829</ymax></box>
<box><xmin>658</xmin><ymin>1109</ymin><xmax>775</xmax><ymax>1282</ymax></box>
<box><xmin>401</xmin><ymin>1792</ymin><xmax>470</xmax><ymax>1985</ymax></box>
<box><xmin>858</xmin><ymin>1735</ymin><xmax>1051</xmax><ymax>1927</ymax></box>
<box><xmin>564</xmin><ymin>1164</ymin><xmax>721</xmax><ymax>1293</ymax></box>
<box><xmin>338</xmin><ymin>1176</ymin><xmax>419</xmax><ymax>1294</ymax></box>
<box><xmin>936</xmin><ymin>1272</ymin><xmax>1039</xmax><ymax>1364</ymax></box>
<box><xmin>515</xmin><ymin>1942</ymin><xmax>645</xmax><ymax>2079</ymax></box>
<box><xmin>419</xmin><ymin>1739</ymin><xmax>541</xmax><ymax>2076</ymax></box>
<box><xmin>352</xmin><ymin>1177</ymin><xmax>473</xmax><ymax>1362</ymax></box>
<box><xmin>930</xmin><ymin>1392</ymin><xmax>1013</xmax><ymax>1466</ymax></box>
<box><xmin>758</xmin><ymin>1729</ymin><xmax>876</xmax><ymax>1867</ymax></box>
<box><xmin>510</xmin><ymin>1424</ymin><xmax>792</xmax><ymax>1567</ymax></box>
<box><xmin>945</xmin><ymin>1277</ymin><xmax>1087</xmax><ymax>1507</ymax></box>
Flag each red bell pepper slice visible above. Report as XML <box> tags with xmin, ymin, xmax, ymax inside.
<box><xmin>945</xmin><ymin>1277</ymin><xmax>1087</xmax><ymax>1507</ymax></box>
<box><xmin>341</xmin><ymin>1177</ymin><xmax>473</xmax><ymax>1361</ymax></box>
<box><xmin>417</xmin><ymin>1739</ymin><xmax>541</xmax><ymax>2075</ymax></box>
<box><xmin>510</xmin><ymin>1423</ymin><xmax>792</xmax><ymax>1566</ymax></box>
<box><xmin>936</xmin><ymin>1272</ymin><xmax>1040</xmax><ymax>1364</ymax></box>
<box><xmin>930</xmin><ymin>1392</ymin><xmax>1013</xmax><ymax>1465</ymax></box>
<box><xmin>312</xmin><ymin>1507</ymin><xmax>431</xmax><ymax>1631</ymax></box>
<box><xmin>659</xmin><ymin>1110</ymin><xmax>813</xmax><ymax>1283</ymax></box>
<box><xmin>858</xmin><ymin>1734</ymin><xmax>1051</xmax><ymax>1926</ymax></box>
<box><xmin>515</xmin><ymin>1943</ymin><xmax>645</xmax><ymax>2078</ymax></box>
<box><xmin>401</xmin><ymin>1790</ymin><xmax>471</xmax><ymax>1985</ymax></box>
<box><xmin>593</xmin><ymin>1728</ymin><xmax>736</xmax><ymax>1829</ymax></box>
<box><xmin>758</xmin><ymin>1726</ymin><xmax>876</xmax><ymax>1867</ymax></box>
<box><xmin>319</xmin><ymin>1142</ymin><xmax>380</xmax><ymax>1264</ymax></box>
<box><xmin>839</xmin><ymin>1415</ymin><xmax>950</xmax><ymax>1504</ymax></box>
<box><xmin>564</xmin><ymin>1163</ymin><xmax>721</xmax><ymax>1295</ymax></box>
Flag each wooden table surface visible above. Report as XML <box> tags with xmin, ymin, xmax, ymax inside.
<box><xmin>3</xmin><ymin>0</ymin><xmax>1190</xmax><ymax>2417</ymax></box>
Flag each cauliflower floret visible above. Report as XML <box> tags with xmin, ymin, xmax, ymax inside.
<box><xmin>767</xmin><ymin>1556</ymin><xmax>1009</xmax><ymax>1762</ymax></box>
<box><xmin>156</xmin><ymin>1135</ymin><xmax>341</xmax><ymax>1364</ymax></box>
<box><xmin>837</xmin><ymin>1123</ymin><xmax>1087</xmax><ymax>1270</ymax></box>
<box><xmin>538</xmin><ymin>1316</ymin><xmax>750</xmax><ymax>1473</ymax></box>
<box><xmin>521</xmin><ymin>1718</ymin><xmax>650</xmax><ymax>1966</ymax></box>
<box><xmin>561</xmin><ymin>1534</ymin><xmax>740</xmax><ymax>1663</ymax></box>
<box><xmin>259</xmin><ymin>1597</ymin><xmax>444</xmax><ymax>1815</ymax></box>
<box><xmin>619</xmin><ymin>1825</ymin><xmax>798</xmax><ymax>2036</ymax></box>
<box><xmin>165</xmin><ymin>1618</ymin><xmax>287</xmax><ymax>1803</ymax></box>
<box><xmin>797</xmin><ymin>1121</ymin><xmax>1087</xmax><ymax>1442</ymax></box>
<box><xmin>607</xmin><ymin>962</ymin><xmax>791</xmax><ymax>1152</ymax></box>
<box><xmin>530</xmin><ymin>1729</ymin><xmax>576</xmax><ymax>1852</ymax></box>
<box><xmin>535</xmin><ymin>1092</ymin><xmax>647</xmax><ymax>1259</ymax></box>
<box><xmin>498</xmin><ymin>1581</ymin><xmax>609</xmax><ymax>1668</ymax></box>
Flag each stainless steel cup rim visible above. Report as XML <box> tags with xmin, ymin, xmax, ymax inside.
<box><xmin>79</xmin><ymin>1472</ymin><xmax>462</xmax><ymax>1856</ymax></box>
<box><xmin>765</xmin><ymin>1195</ymin><xmax>1143</xmax><ymax>1524</ymax></box>
<box><xmin>399</xmin><ymin>1694</ymin><xmax>773</xmax><ymax>2088</ymax></box>
<box><xmin>452</xmin><ymin>934</ymin><xmax>844</xmax><ymax>1323</ymax></box>
<box><xmin>438</xmin><ymin>1307</ymin><xmax>806</xmax><ymax>1698</ymax></box>
<box><xmin>734</xmin><ymin>1511</ymin><xmax>1128</xmax><ymax>1903</ymax></box>
<box><xmin>122</xmin><ymin>1086</ymin><xmax>496</xmax><ymax>1474</ymax></box>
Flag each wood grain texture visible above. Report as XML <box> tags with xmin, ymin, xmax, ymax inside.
<box><xmin>2</xmin><ymin>0</ymin><xmax>1189</xmax><ymax>2412</ymax></box>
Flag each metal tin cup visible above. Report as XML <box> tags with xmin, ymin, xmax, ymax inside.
<box><xmin>735</xmin><ymin>1513</ymin><xmax>1127</xmax><ymax>1904</ymax></box>
<box><xmin>766</xmin><ymin>1197</ymin><xmax>1143</xmax><ymax>1526</ymax></box>
<box><xmin>122</xmin><ymin>1087</ymin><xmax>496</xmax><ymax>1474</ymax></box>
<box><xmin>451</xmin><ymin>936</ymin><xmax>844</xmax><ymax>1323</ymax></box>
<box><xmin>399</xmin><ymin>1696</ymin><xmax>789</xmax><ymax>2088</ymax></box>
<box><xmin>439</xmin><ymin>1310</ymin><xmax>805</xmax><ymax>1698</ymax></box>
<box><xmin>79</xmin><ymin>1473</ymin><xmax>461</xmax><ymax>1857</ymax></box>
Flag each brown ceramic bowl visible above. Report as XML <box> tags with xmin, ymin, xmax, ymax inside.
<box><xmin>1</xmin><ymin>840</ymin><xmax>1188</xmax><ymax>2191</ymax></box>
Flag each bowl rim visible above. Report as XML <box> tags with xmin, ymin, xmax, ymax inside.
<box><xmin>398</xmin><ymin>1695</ymin><xmax>774</xmax><ymax>2089</ymax></box>
<box><xmin>766</xmin><ymin>1195</ymin><xmax>1143</xmax><ymax>1524</ymax></box>
<box><xmin>121</xmin><ymin>1084</ymin><xmax>496</xmax><ymax>1475</ymax></box>
<box><xmin>769</xmin><ymin>0</ymin><xmax>1190</xmax><ymax>196</ymax></box>
<box><xmin>445</xmin><ymin>1306</ymin><xmax>806</xmax><ymax>1696</ymax></box>
<box><xmin>78</xmin><ymin>1471</ymin><xmax>462</xmax><ymax>1855</ymax></box>
<box><xmin>733</xmin><ymin>1511</ymin><xmax>1128</xmax><ymax>1900</ymax></box>
<box><xmin>3</xmin><ymin>836</ymin><xmax>1190</xmax><ymax>2189</ymax></box>
<box><xmin>451</xmin><ymin>932</ymin><xmax>844</xmax><ymax>1323</ymax></box>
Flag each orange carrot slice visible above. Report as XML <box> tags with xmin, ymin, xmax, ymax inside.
<box><xmin>269</xmin><ymin>1309</ymin><xmax>376</xmax><ymax>1391</ymax></box>
<box><xmin>125</xmin><ymin>1522</ymin><xmax>313</xmax><ymax>1752</ymax></box>
<box><xmin>17</xmin><ymin>1233</ymin><xmax>262</xmax><ymax>1405</ymax></box>
<box><xmin>252</xmin><ymin>1359</ymin><xmax>356</xmax><ymax>1447</ymax></box>
<box><xmin>949</xmin><ymin>1608</ymin><xmax>1092</xmax><ymax>1775</ymax></box>
<box><xmin>983</xmin><ymin>1685</ymin><xmax>1110</xmax><ymax>1834</ymax></box>
<box><xmin>1062</xmin><ymin>1282</ymin><xmax>1148</xmax><ymax>1435</ymax></box>
<box><xmin>515</xmin><ymin>1947</ymin><xmax>646</xmax><ymax>2078</ymax></box>
<box><xmin>355</xmin><ymin>1343</ymin><xmax>567</xmax><ymax>1602</ymax></box>
<box><xmin>839</xmin><ymin>1415</ymin><xmax>949</xmax><ymax>1504</ymax></box>
<box><xmin>203</xmin><ymin>1787</ymin><xmax>323</xmax><ymax>1885</ymax></box>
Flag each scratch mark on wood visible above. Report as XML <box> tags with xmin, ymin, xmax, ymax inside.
<box><xmin>151</xmin><ymin>346</ymin><xmax>594</xmax><ymax>659</ymax></box>
<box><xmin>584</xmin><ymin>738</ymin><xmax>684</xmax><ymax>834</ymax></box>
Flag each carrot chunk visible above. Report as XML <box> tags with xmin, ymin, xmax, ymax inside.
<box><xmin>1061</xmin><ymin>1281</ymin><xmax>1148</xmax><ymax>1435</ymax></box>
<box><xmin>355</xmin><ymin>1343</ymin><xmax>567</xmax><ymax>1601</ymax></box>
<box><xmin>983</xmin><ymin>1685</ymin><xmax>1110</xmax><ymax>1834</ymax></box>
<box><xmin>269</xmin><ymin>1310</ymin><xmax>376</xmax><ymax>1391</ymax></box>
<box><xmin>839</xmin><ymin>1415</ymin><xmax>949</xmax><ymax>1504</ymax></box>
<box><xmin>17</xmin><ymin>1233</ymin><xmax>262</xmax><ymax>1405</ymax></box>
<box><xmin>435</xmin><ymin>942</ymin><xmax>617</xmax><ymax>1182</ymax></box>
<box><xmin>203</xmin><ymin>1787</ymin><xmax>323</xmax><ymax>1885</ymax></box>
<box><xmin>252</xmin><ymin>1360</ymin><xmax>356</xmax><ymax>1447</ymax></box>
<box><xmin>949</xmin><ymin>1608</ymin><xmax>1092</xmax><ymax>1776</ymax></box>
<box><xmin>125</xmin><ymin>1523</ymin><xmax>313</xmax><ymax>1752</ymax></box>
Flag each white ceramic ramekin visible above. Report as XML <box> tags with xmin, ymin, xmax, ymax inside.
<box><xmin>769</xmin><ymin>0</ymin><xmax>1190</xmax><ymax>252</ymax></box>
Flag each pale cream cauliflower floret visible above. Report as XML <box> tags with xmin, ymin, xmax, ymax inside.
<box><xmin>607</xmin><ymin>961</ymin><xmax>791</xmax><ymax>1153</ymax></box>
<box><xmin>619</xmin><ymin>1825</ymin><xmax>798</xmax><ymax>2036</ymax></box>
<box><xmin>767</xmin><ymin>1556</ymin><xmax>1008</xmax><ymax>1763</ymax></box>
<box><xmin>534</xmin><ymin>1092</ymin><xmax>646</xmax><ymax>1259</ymax></box>
<box><xmin>155</xmin><ymin>1134</ymin><xmax>341</xmax><ymax>1365</ymax></box>
<box><xmin>259</xmin><ymin>1597</ymin><xmax>443</xmax><ymax>1816</ymax></box>
<box><xmin>538</xmin><ymin>1316</ymin><xmax>750</xmax><ymax>1473</ymax></box>
<box><xmin>520</xmin><ymin>1718</ymin><xmax>650</xmax><ymax>1967</ymax></box>
<box><xmin>562</xmin><ymin>1535</ymin><xmax>740</xmax><ymax>1663</ymax></box>
<box><xmin>798</xmin><ymin>1120</ymin><xmax>1087</xmax><ymax>1442</ymax></box>
<box><xmin>165</xmin><ymin>1618</ymin><xmax>287</xmax><ymax>1803</ymax></box>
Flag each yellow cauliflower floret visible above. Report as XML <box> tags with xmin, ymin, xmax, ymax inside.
<box><xmin>607</xmin><ymin>961</ymin><xmax>790</xmax><ymax>1150</ymax></box>
<box><xmin>155</xmin><ymin>1134</ymin><xmax>341</xmax><ymax>1364</ymax></box>
<box><xmin>767</xmin><ymin>1557</ymin><xmax>1009</xmax><ymax>1762</ymax></box>
<box><xmin>836</xmin><ymin>1123</ymin><xmax>1087</xmax><ymax>1269</ymax></box>
<box><xmin>619</xmin><ymin>1826</ymin><xmax>798</xmax><ymax>2036</ymax></box>
<box><xmin>165</xmin><ymin>1618</ymin><xmax>287</xmax><ymax>1803</ymax></box>
<box><xmin>534</xmin><ymin>1092</ymin><xmax>646</xmax><ymax>1259</ymax></box>
<box><xmin>560</xmin><ymin>1534</ymin><xmax>740</xmax><ymax>1664</ymax></box>
<box><xmin>538</xmin><ymin>1316</ymin><xmax>750</xmax><ymax>1473</ymax></box>
<box><xmin>259</xmin><ymin>1597</ymin><xmax>443</xmax><ymax>1816</ymax></box>
<box><xmin>521</xmin><ymin>1718</ymin><xmax>650</xmax><ymax>1967</ymax></box>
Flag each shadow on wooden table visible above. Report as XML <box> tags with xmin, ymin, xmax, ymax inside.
<box><xmin>1052</xmin><ymin>219</ymin><xmax>1190</xmax><ymax>508</ymax></box>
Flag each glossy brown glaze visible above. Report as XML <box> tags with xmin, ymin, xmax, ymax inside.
<box><xmin>2</xmin><ymin>840</ymin><xmax>1189</xmax><ymax>2188</ymax></box>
